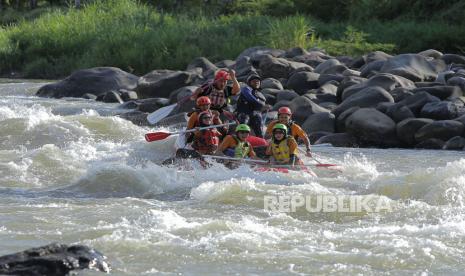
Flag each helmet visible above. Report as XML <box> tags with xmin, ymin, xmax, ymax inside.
<box><xmin>235</xmin><ymin>124</ymin><xmax>251</xmax><ymax>133</ymax></box>
<box><xmin>246</xmin><ymin>74</ymin><xmax>261</xmax><ymax>84</ymax></box>
<box><xmin>272</xmin><ymin>123</ymin><xmax>288</xmax><ymax>135</ymax></box>
<box><xmin>215</xmin><ymin>70</ymin><xmax>230</xmax><ymax>81</ymax></box>
<box><xmin>278</xmin><ymin>107</ymin><xmax>292</xmax><ymax>116</ymax></box>
<box><xmin>196</xmin><ymin>96</ymin><xmax>211</xmax><ymax>106</ymax></box>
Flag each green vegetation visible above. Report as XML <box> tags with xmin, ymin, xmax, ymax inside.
<box><xmin>0</xmin><ymin>0</ymin><xmax>464</xmax><ymax>78</ymax></box>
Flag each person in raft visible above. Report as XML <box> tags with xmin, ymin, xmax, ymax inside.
<box><xmin>235</xmin><ymin>74</ymin><xmax>269</xmax><ymax>138</ymax></box>
<box><xmin>185</xmin><ymin>96</ymin><xmax>227</xmax><ymax>142</ymax></box>
<box><xmin>265</xmin><ymin>124</ymin><xmax>302</xmax><ymax>166</ymax></box>
<box><xmin>190</xmin><ymin>69</ymin><xmax>240</xmax><ymax>120</ymax></box>
<box><xmin>215</xmin><ymin>124</ymin><xmax>257</xmax><ymax>169</ymax></box>
<box><xmin>265</xmin><ymin>107</ymin><xmax>312</xmax><ymax>157</ymax></box>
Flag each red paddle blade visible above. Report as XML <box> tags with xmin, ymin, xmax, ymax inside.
<box><xmin>145</xmin><ymin>132</ymin><xmax>171</xmax><ymax>142</ymax></box>
<box><xmin>316</xmin><ymin>163</ymin><xmax>338</xmax><ymax>167</ymax></box>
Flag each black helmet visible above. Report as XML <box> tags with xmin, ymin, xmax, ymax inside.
<box><xmin>246</xmin><ymin>74</ymin><xmax>261</xmax><ymax>84</ymax></box>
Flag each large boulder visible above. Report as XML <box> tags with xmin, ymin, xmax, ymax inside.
<box><xmin>412</xmin><ymin>86</ymin><xmax>463</xmax><ymax>100</ymax></box>
<box><xmin>259</xmin><ymin>55</ymin><xmax>312</xmax><ymax>79</ymax></box>
<box><xmin>333</xmin><ymin>86</ymin><xmax>394</xmax><ymax>117</ymax></box>
<box><xmin>390</xmin><ymin>87</ymin><xmax>414</xmax><ymax>102</ymax></box>
<box><xmin>281</xmin><ymin>47</ymin><xmax>309</xmax><ymax>58</ymax></box>
<box><xmin>314</xmin><ymin>59</ymin><xmax>347</xmax><ymax>75</ymax></box>
<box><xmin>0</xmin><ymin>243</ymin><xmax>110</xmax><ymax>275</ymax></box>
<box><xmin>286</xmin><ymin>71</ymin><xmax>320</xmax><ymax>95</ymax></box>
<box><xmin>345</xmin><ymin>108</ymin><xmax>398</xmax><ymax>147</ymax></box>
<box><xmin>351</xmin><ymin>51</ymin><xmax>392</xmax><ymax>69</ymax></box>
<box><xmin>288</xmin><ymin>96</ymin><xmax>330</xmax><ymax>124</ymax></box>
<box><xmin>261</xmin><ymin>78</ymin><xmax>284</xmax><ymax>90</ymax></box>
<box><xmin>236</xmin><ymin>46</ymin><xmax>284</xmax><ymax>67</ymax></box>
<box><xmin>318</xmin><ymin>74</ymin><xmax>344</xmax><ymax>86</ymax></box>
<box><xmin>36</xmin><ymin>67</ymin><xmax>138</xmax><ymax>99</ymax></box>
<box><xmin>414</xmin><ymin>120</ymin><xmax>465</xmax><ymax>142</ymax></box>
<box><xmin>418</xmin><ymin>49</ymin><xmax>443</xmax><ymax>59</ymax></box>
<box><xmin>336</xmin><ymin>106</ymin><xmax>360</xmax><ymax>132</ymax></box>
<box><xmin>308</xmin><ymin>131</ymin><xmax>331</xmax><ymax>144</ymax></box>
<box><xmin>385</xmin><ymin>104</ymin><xmax>415</xmax><ymax>123</ymax></box>
<box><xmin>314</xmin><ymin>133</ymin><xmax>358</xmax><ymax>147</ymax></box>
<box><xmin>276</xmin><ymin>90</ymin><xmax>299</xmax><ymax>102</ymax></box>
<box><xmin>136</xmin><ymin>98</ymin><xmax>170</xmax><ymax>113</ymax></box>
<box><xmin>379</xmin><ymin>54</ymin><xmax>446</xmax><ymax>82</ymax></box>
<box><xmin>396</xmin><ymin>118</ymin><xmax>434</xmax><ymax>145</ymax></box>
<box><xmin>302</xmin><ymin>112</ymin><xmax>336</xmax><ymax>133</ymax></box>
<box><xmin>119</xmin><ymin>110</ymin><xmax>149</xmax><ymax>126</ymax></box>
<box><xmin>397</xmin><ymin>91</ymin><xmax>441</xmax><ymax>116</ymax></box>
<box><xmin>420</xmin><ymin>101</ymin><xmax>462</xmax><ymax>120</ymax></box>
<box><xmin>360</xmin><ymin>60</ymin><xmax>386</xmax><ymax>78</ymax></box>
<box><xmin>414</xmin><ymin>138</ymin><xmax>445</xmax><ymax>149</ymax></box>
<box><xmin>169</xmin><ymin>86</ymin><xmax>197</xmax><ymax>114</ymax></box>
<box><xmin>443</xmin><ymin>136</ymin><xmax>465</xmax><ymax>150</ymax></box>
<box><xmin>186</xmin><ymin>57</ymin><xmax>217</xmax><ymax>74</ymax></box>
<box><xmin>447</xmin><ymin>76</ymin><xmax>465</xmax><ymax>93</ymax></box>
<box><xmin>136</xmin><ymin>70</ymin><xmax>196</xmax><ymax>99</ymax></box>
<box><xmin>441</xmin><ymin>54</ymin><xmax>465</xmax><ymax>65</ymax></box>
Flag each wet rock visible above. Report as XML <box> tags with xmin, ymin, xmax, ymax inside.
<box><xmin>397</xmin><ymin>91</ymin><xmax>441</xmax><ymax>116</ymax></box>
<box><xmin>436</xmin><ymin>70</ymin><xmax>456</xmax><ymax>84</ymax></box>
<box><xmin>117</xmin><ymin>100</ymin><xmax>139</xmax><ymax>109</ymax></box>
<box><xmin>102</xmin><ymin>91</ymin><xmax>123</xmax><ymax>103</ymax></box>
<box><xmin>136</xmin><ymin>70</ymin><xmax>196</xmax><ymax>99</ymax></box>
<box><xmin>234</xmin><ymin>56</ymin><xmax>255</xmax><ymax>81</ymax></box>
<box><xmin>414</xmin><ymin>138</ymin><xmax>445</xmax><ymax>149</ymax></box>
<box><xmin>318</xmin><ymin>102</ymin><xmax>337</xmax><ymax>111</ymax></box>
<box><xmin>351</xmin><ymin>51</ymin><xmax>392</xmax><ymax>69</ymax></box>
<box><xmin>302</xmin><ymin>112</ymin><xmax>336</xmax><ymax>133</ymax></box>
<box><xmin>414</xmin><ymin>120</ymin><xmax>464</xmax><ymax>142</ymax></box>
<box><xmin>420</xmin><ymin>101</ymin><xmax>462</xmax><ymax>120</ymax></box>
<box><xmin>289</xmin><ymin>96</ymin><xmax>330</xmax><ymax>124</ymax></box>
<box><xmin>236</xmin><ymin>46</ymin><xmax>284</xmax><ymax>67</ymax></box>
<box><xmin>342</xmin><ymin>69</ymin><xmax>361</xmax><ymax>77</ymax></box>
<box><xmin>120</xmin><ymin>89</ymin><xmax>138</xmax><ymax>101</ymax></box>
<box><xmin>261</xmin><ymin>78</ymin><xmax>284</xmax><ymax>90</ymax></box>
<box><xmin>447</xmin><ymin>76</ymin><xmax>465</xmax><ymax>92</ymax></box>
<box><xmin>317</xmin><ymin>82</ymin><xmax>338</xmax><ymax>96</ymax></box>
<box><xmin>119</xmin><ymin>110</ymin><xmax>149</xmax><ymax>126</ymax></box>
<box><xmin>136</xmin><ymin>98</ymin><xmax>170</xmax><ymax>113</ymax></box>
<box><xmin>82</xmin><ymin>93</ymin><xmax>97</xmax><ymax>100</ymax></box>
<box><xmin>336</xmin><ymin>106</ymin><xmax>360</xmax><ymax>132</ymax></box>
<box><xmin>333</xmin><ymin>86</ymin><xmax>394</xmax><ymax>117</ymax></box>
<box><xmin>286</xmin><ymin>71</ymin><xmax>320</xmax><ymax>95</ymax></box>
<box><xmin>153</xmin><ymin>112</ymin><xmax>188</xmax><ymax>128</ymax></box>
<box><xmin>412</xmin><ymin>86</ymin><xmax>463</xmax><ymax>100</ymax></box>
<box><xmin>36</xmin><ymin>67</ymin><xmax>138</xmax><ymax>99</ymax></box>
<box><xmin>380</xmin><ymin>54</ymin><xmax>446</xmax><ymax>82</ymax></box>
<box><xmin>308</xmin><ymin>131</ymin><xmax>331</xmax><ymax>144</ymax></box>
<box><xmin>259</xmin><ymin>55</ymin><xmax>311</xmax><ymax>79</ymax></box>
<box><xmin>314</xmin><ymin>133</ymin><xmax>358</xmax><ymax>147</ymax></box>
<box><xmin>315</xmin><ymin>92</ymin><xmax>338</xmax><ymax>104</ymax></box>
<box><xmin>169</xmin><ymin>86</ymin><xmax>197</xmax><ymax>114</ymax></box>
<box><xmin>0</xmin><ymin>243</ymin><xmax>110</xmax><ymax>276</ymax></box>
<box><xmin>336</xmin><ymin>76</ymin><xmax>367</xmax><ymax>102</ymax></box>
<box><xmin>345</xmin><ymin>108</ymin><xmax>398</xmax><ymax>147</ymax></box>
<box><xmin>396</xmin><ymin>118</ymin><xmax>434</xmax><ymax>145</ymax></box>
<box><xmin>215</xmin><ymin>59</ymin><xmax>235</xmax><ymax>69</ymax></box>
<box><xmin>443</xmin><ymin>136</ymin><xmax>465</xmax><ymax>150</ymax></box>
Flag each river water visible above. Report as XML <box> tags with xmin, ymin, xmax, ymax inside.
<box><xmin>1</xmin><ymin>80</ymin><xmax>464</xmax><ymax>275</ymax></box>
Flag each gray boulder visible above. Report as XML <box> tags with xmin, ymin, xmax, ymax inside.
<box><xmin>360</xmin><ymin>60</ymin><xmax>386</xmax><ymax>78</ymax></box>
<box><xmin>345</xmin><ymin>108</ymin><xmax>398</xmax><ymax>147</ymax></box>
<box><xmin>289</xmin><ymin>96</ymin><xmax>330</xmax><ymax>124</ymax></box>
<box><xmin>36</xmin><ymin>67</ymin><xmax>138</xmax><ymax>99</ymax></box>
<box><xmin>314</xmin><ymin>59</ymin><xmax>347</xmax><ymax>74</ymax></box>
<box><xmin>276</xmin><ymin>90</ymin><xmax>299</xmax><ymax>102</ymax></box>
<box><xmin>447</xmin><ymin>76</ymin><xmax>465</xmax><ymax>93</ymax></box>
<box><xmin>418</xmin><ymin>49</ymin><xmax>443</xmax><ymax>59</ymax></box>
<box><xmin>236</xmin><ymin>46</ymin><xmax>284</xmax><ymax>66</ymax></box>
<box><xmin>136</xmin><ymin>70</ymin><xmax>196</xmax><ymax>98</ymax></box>
<box><xmin>336</xmin><ymin>106</ymin><xmax>360</xmax><ymax>132</ymax></box>
<box><xmin>443</xmin><ymin>136</ymin><xmax>465</xmax><ymax>150</ymax></box>
<box><xmin>259</xmin><ymin>55</ymin><xmax>312</xmax><ymax>79</ymax></box>
<box><xmin>169</xmin><ymin>86</ymin><xmax>197</xmax><ymax>114</ymax></box>
<box><xmin>136</xmin><ymin>98</ymin><xmax>170</xmax><ymax>113</ymax></box>
<box><xmin>380</xmin><ymin>54</ymin><xmax>446</xmax><ymax>82</ymax></box>
<box><xmin>396</xmin><ymin>118</ymin><xmax>434</xmax><ymax>145</ymax></box>
<box><xmin>390</xmin><ymin>87</ymin><xmax>414</xmax><ymax>102</ymax></box>
<box><xmin>315</xmin><ymin>133</ymin><xmax>358</xmax><ymax>147</ymax></box>
<box><xmin>119</xmin><ymin>110</ymin><xmax>149</xmax><ymax>126</ymax></box>
<box><xmin>414</xmin><ymin>120</ymin><xmax>465</xmax><ymax>142</ymax></box>
<box><xmin>308</xmin><ymin>131</ymin><xmax>331</xmax><ymax>144</ymax></box>
<box><xmin>261</xmin><ymin>78</ymin><xmax>284</xmax><ymax>90</ymax></box>
<box><xmin>120</xmin><ymin>90</ymin><xmax>138</xmax><ymax>101</ymax></box>
<box><xmin>412</xmin><ymin>86</ymin><xmax>463</xmax><ymax>100</ymax></box>
<box><xmin>102</xmin><ymin>91</ymin><xmax>123</xmax><ymax>103</ymax></box>
<box><xmin>333</xmin><ymin>86</ymin><xmax>394</xmax><ymax>117</ymax></box>
<box><xmin>420</xmin><ymin>101</ymin><xmax>462</xmax><ymax>120</ymax></box>
<box><xmin>414</xmin><ymin>138</ymin><xmax>445</xmax><ymax>149</ymax></box>
<box><xmin>318</xmin><ymin>74</ymin><xmax>344</xmax><ymax>86</ymax></box>
<box><xmin>281</xmin><ymin>47</ymin><xmax>309</xmax><ymax>58</ymax></box>
<box><xmin>286</xmin><ymin>71</ymin><xmax>320</xmax><ymax>95</ymax></box>
<box><xmin>398</xmin><ymin>91</ymin><xmax>441</xmax><ymax>116</ymax></box>
<box><xmin>186</xmin><ymin>57</ymin><xmax>217</xmax><ymax>73</ymax></box>
<box><xmin>441</xmin><ymin>54</ymin><xmax>465</xmax><ymax>65</ymax></box>
<box><xmin>302</xmin><ymin>112</ymin><xmax>336</xmax><ymax>133</ymax></box>
<box><xmin>385</xmin><ymin>104</ymin><xmax>415</xmax><ymax>123</ymax></box>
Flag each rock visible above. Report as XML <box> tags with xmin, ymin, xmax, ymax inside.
<box><xmin>396</xmin><ymin>118</ymin><xmax>434</xmax><ymax>145</ymax></box>
<box><xmin>336</xmin><ymin>76</ymin><xmax>367</xmax><ymax>102</ymax></box>
<box><xmin>333</xmin><ymin>86</ymin><xmax>394</xmax><ymax>117</ymax></box>
<box><xmin>380</xmin><ymin>54</ymin><xmax>446</xmax><ymax>82</ymax></box>
<box><xmin>186</xmin><ymin>57</ymin><xmax>218</xmax><ymax>73</ymax></box>
<box><xmin>314</xmin><ymin>133</ymin><xmax>358</xmax><ymax>147</ymax></box>
<box><xmin>360</xmin><ymin>60</ymin><xmax>385</xmax><ymax>78</ymax></box>
<box><xmin>317</xmin><ymin>82</ymin><xmax>338</xmax><ymax>96</ymax></box>
<box><xmin>343</xmin><ymin>69</ymin><xmax>361</xmax><ymax>77</ymax></box>
<box><xmin>136</xmin><ymin>98</ymin><xmax>170</xmax><ymax>113</ymax></box>
<box><xmin>168</xmin><ymin>86</ymin><xmax>197</xmax><ymax>114</ymax></box>
<box><xmin>102</xmin><ymin>91</ymin><xmax>123</xmax><ymax>103</ymax></box>
<box><xmin>397</xmin><ymin>91</ymin><xmax>441</xmax><ymax>116</ymax></box>
<box><xmin>308</xmin><ymin>131</ymin><xmax>331</xmax><ymax>144</ymax></box>
<box><xmin>289</xmin><ymin>96</ymin><xmax>330</xmax><ymax>124</ymax></box>
<box><xmin>414</xmin><ymin>120</ymin><xmax>464</xmax><ymax>142</ymax></box>
<box><xmin>345</xmin><ymin>108</ymin><xmax>398</xmax><ymax>147</ymax></box>
<box><xmin>286</xmin><ymin>71</ymin><xmax>320</xmax><ymax>95</ymax></box>
<box><xmin>292</xmin><ymin>50</ymin><xmax>331</xmax><ymax>67</ymax></box>
<box><xmin>234</xmin><ymin>56</ymin><xmax>255</xmax><ymax>81</ymax></box>
<box><xmin>153</xmin><ymin>112</ymin><xmax>188</xmax><ymax>128</ymax></box>
<box><xmin>261</xmin><ymin>78</ymin><xmax>284</xmax><ymax>90</ymax></box>
<box><xmin>443</xmin><ymin>136</ymin><xmax>465</xmax><ymax>150</ymax></box>
<box><xmin>82</xmin><ymin>93</ymin><xmax>97</xmax><ymax>100</ymax></box>
<box><xmin>0</xmin><ymin>243</ymin><xmax>110</xmax><ymax>276</ymax></box>
<box><xmin>215</xmin><ymin>59</ymin><xmax>235</xmax><ymax>69</ymax></box>
<box><xmin>318</xmin><ymin>74</ymin><xmax>344</xmax><ymax>86</ymax></box>
<box><xmin>318</xmin><ymin>102</ymin><xmax>337</xmax><ymax>111</ymax></box>
<box><xmin>414</xmin><ymin>138</ymin><xmax>445</xmax><ymax>149</ymax></box>
<box><xmin>315</xmin><ymin>92</ymin><xmax>338</xmax><ymax>104</ymax></box>
<box><xmin>117</xmin><ymin>100</ymin><xmax>139</xmax><ymax>109</ymax></box>
<box><xmin>236</xmin><ymin>46</ymin><xmax>284</xmax><ymax>67</ymax></box>
<box><xmin>376</xmin><ymin>102</ymin><xmax>393</xmax><ymax>114</ymax></box>
<box><xmin>436</xmin><ymin>70</ymin><xmax>456</xmax><ymax>84</ymax></box>
<box><xmin>351</xmin><ymin>51</ymin><xmax>392</xmax><ymax>68</ymax></box>
<box><xmin>385</xmin><ymin>104</ymin><xmax>415</xmax><ymax>123</ymax></box>
<box><xmin>136</xmin><ymin>70</ymin><xmax>196</xmax><ymax>99</ymax></box>
<box><xmin>119</xmin><ymin>110</ymin><xmax>149</xmax><ymax>126</ymax></box>
<box><xmin>281</xmin><ymin>47</ymin><xmax>309</xmax><ymax>58</ymax></box>
<box><xmin>259</xmin><ymin>55</ymin><xmax>312</xmax><ymax>79</ymax></box>
<box><xmin>314</xmin><ymin>59</ymin><xmax>342</xmax><ymax>74</ymax></box>
<box><xmin>120</xmin><ymin>89</ymin><xmax>138</xmax><ymax>101</ymax></box>
<box><xmin>441</xmin><ymin>54</ymin><xmax>465</xmax><ymax>65</ymax></box>
<box><xmin>336</xmin><ymin>55</ymin><xmax>354</xmax><ymax>67</ymax></box>
<box><xmin>276</xmin><ymin>90</ymin><xmax>299</xmax><ymax>102</ymax></box>
<box><xmin>412</xmin><ymin>86</ymin><xmax>463</xmax><ymax>100</ymax></box>
<box><xmin>454</xmin><ymin>114</ymin><xmax>465</xmax><ymax>125</ymax></box>
<box><xmin>336</xmin><ymin>106</ymin><xmax>360</xmax><ymax>132</ymax></box>
<box><xmin>418</xmin><ymin>49</ymin><xmax>443</xmax><ymax>59</ymax></box>
<box><xmin>390</xmin><ymin>87</ymin><xmax>414</xmax><ymax>102</ymax></box>
<box><xmin>36</xmin><ymin>67</ymin><xmax>138</xmax><ymax>99</ymax></box>
<box><xmin>447</xmin><ymin>76</ymin><xmax>465</xmax><ymax>93</ymax></box>
<box><xmin>302</xmin><ymin>112</ymin><xmax>336</xmax><ymax>133</ymax></box>
<box><xmin>420</xmin><ymin>101</ymin><xmax>462</xmax><ymax>120</ymax></box>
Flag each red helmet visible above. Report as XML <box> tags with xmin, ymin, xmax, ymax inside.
<box><xmin>278</xmin><ymin>107</ymin><xmax>292</xmax><ymax>116</ymax></box>
<box><xmin>215</xmin><ymin>70</ymin><xmax>230</xmax><ymax>81</ymax></box>
<box><xmin>196</xmin><ymin>96</ymin><xmax>211</xmax><ymax>106</ymax></box>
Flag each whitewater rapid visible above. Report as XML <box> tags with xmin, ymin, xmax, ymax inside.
<box><xmin>1</xmin><ymin>80</ymin><xmax>465</xmax><ymax>275</ymax></box>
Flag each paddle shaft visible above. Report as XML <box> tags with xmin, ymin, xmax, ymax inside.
<box><xmin>172</xmin><ymin>122</ymin><xmax>236</xmax><ymax>135</ymax></box>
<box><xmin>202</xmin><ymin>155</ymin><xmax>269</xmax><ymax>164</ymax></box>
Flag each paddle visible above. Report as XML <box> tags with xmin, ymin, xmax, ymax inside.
<box><xmin>202</xmin><ymin>155</ymin><xmax>269</xmax><ymax>164</ymax></box>
<box><xmin>145</xmin><ymin>122</ymin><xmax>236</xmax><ymax>142</ymax></box>
<box><xmin>147</xmin><ymin>94</ymin><xmax>192</xmax><ymax>125</ymax></box>
<box><xmin>297</xmin><ymin>148</ymin><xmax>339</xmax><ymax>168</ymax></box>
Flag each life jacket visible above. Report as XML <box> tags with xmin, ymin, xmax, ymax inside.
<box><xmin>270</xmin><ymin>137</ymin><xmax>294</xmax><ymax>163</ymax></box>
<box><xmin>224</xmin><ymin>136</ymin><xmax>251</xmax><ymax>158</ymax></box>
<box><xmin>200</xmin><ymin>82</ymin><xmax>227</xmax><ymax>108</ymax></box>
<box><xmin>192</xmin><ymin>129</ymin><xmax>220</xmax><ymax>154</ymax></box>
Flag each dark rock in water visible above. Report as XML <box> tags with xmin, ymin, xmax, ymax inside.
<box><xmin>380</xmin><ymin>54</ymin><xmax>446</xmax><ymax>82</ymax></box>
<box><xmin>120</xmin><ymin>89</ymin><xmax>138</xmax><ymax>101</ymax></box>
<box><xmin>119</xmin><ymin>110</ymin><xmax>149</xmax><ymax>126</ymax></box>
<box><xmin>315</xmin><ymin>133</ymin><xmax>358</xmax><ymax>147</ymax></box>
<box><xmin>396</xmin><ymin>118</ymin><xmax>434</xmax><ymax>145</ymax></box>
<box><xmin>336</xmin><ymin>106</ymin><xmax>360</xmax><ymax>132</ymax></box>
<box><xmin>302</xmin><ymin>112</ymin><xmax>335</xmax><ymax>133</ymax></box>
<box><xmin>286</xmin><ymin>71</ymin><xmax>320</xmax><ymax>95</ymax></box>
<box><xmin>276</xmin><ymin>90</ymin><xmax>299</xmax><ymax>102</ymax></box>
<box><xmin>333</xmin><ymin>86</ymin><xmax>394</xmax><ymax>117</ymax></box>
<box><xmin>289</xmin><ymin>96</ymin><xmax>330</xmax><ymax>124</ymax></box>
<box><xmin>345</xmin><ymin>108</ymin><xmax>398</xmax><ymax>147</ymax></box>
<box><xmin>169</xmin><ymin>86</ymin><xmax>197</xmax><ymax>114</ymax></box>
<box><xmin>414</xmin><ymin>120</ymin><xmax>465</xmax><ymax>142</ymax></box>
<box><xmin>385</xmin><ymin>104</ymin><xmax>415</xmax><ymax>123</ymax></box>
<box><xmin>153</xmin><ymin>112</ymin><xmax>188</xmax><ymax>128</ymax></box>
<box><xmin>308</xmin><ymin>131</ymin><xmax>331</xmax><ymax>144</ymax></box>
<box><xmin>261</xmin><ymin>78</ymin><xmax>284</xmax><ymax>90</ymax></box>
<box><xmin>420</xmin><ymin>101</ymin><xmax>462</xmax><ymax>120</ymax></box>
<box><xmin>0</xmin><ymin>243</ymin><xmax>110</xmax><ymax>276</ymax></box>
<box><xmin>412</xmin><ymin>86</ymin><xmax>463</xmax><ymax>100</ymax></box>
<box><xmin>117</xmin><ymin>100</ymin><xmax>139</xmax><ymax>109</ymax></box>
<box><xmin>136</xmin><ymin>70</ymin><xmax>196</xmax><ymax>99</ymax></box>
<box><xmin>36</xmin><ymin>67</ymin><xmax>138</xmax><ymax>99</ymax></box>
<box><xmin>414</xmin><ymin>138</ymin><xmax>445</xmax><ymax>149</ymax></box>
<box><xmin>443</xmin><ymin>136</ymin><xmax>465</xmax><ymax>150</ymax></box>
<box><xmin>102</xmin><ymin>91</ymin><xmax>123</xmax><ymax>103</ymax></box>
<box><xmin>136</xmin><ymin>98</ymin><xmax>170</xmax><ymax>113</ymax></box>
<box><xmin>397</xmin><ymin>91</ymin><xmax>441</xmax><ymax>116</ymax></box>
<box><xmin>441</xmin><ymin>54</ymin><xmax>465</xmax><ymax>65</ymax></box>
<box><xmin>82</xmin><ymin>93</ymin><xmax>97</xmax><ymax>100</ymax></box>
<box><xmin>259</xmin><ymin>55</ymin><xmax>311</xmax><ymax>79</ymax></box>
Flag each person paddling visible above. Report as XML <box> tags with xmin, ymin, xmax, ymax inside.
<box><xmin>265</xmin><ymin>107</ymin><xmax>312</xmax><ymax>157</ymax></box>
<box><xmin>265</xmin><ymin>124</ymin><xmax>302</xmax><ymax>166</ymax></box>
<box><xmin>215</xmin><ymin>124</ymin><xmax>257</xmax><ymax>169</ymax></box>
<box><xmin>235</xmin><ymin>74</ymin><xmax>269</xmax><ymax>138</ymax></box>
<box><xmin>186</xmin><ymin>96</ymin><xmax>227</xmax><ymax>142</ymax></box>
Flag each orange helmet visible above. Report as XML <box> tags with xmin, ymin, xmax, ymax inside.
<box><xmin>278</xmin><ymin>107</ymin><xmax>292</xmax><ymax>116</ymax></box>
<box><xmin>196</xmin><ymin>96</ymin><xmax>211</xmax><ymax>106</ymax></box>
<box><xmin>215</xmin><ymin>70</ymin><xmax>230</xmax><ymax>81</ymax></box>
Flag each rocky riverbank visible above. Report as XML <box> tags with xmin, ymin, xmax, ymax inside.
<box><xmin>36</xmin><ymin>46</ymin><xmax>465</xmax><ymax>150</ymax></box>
